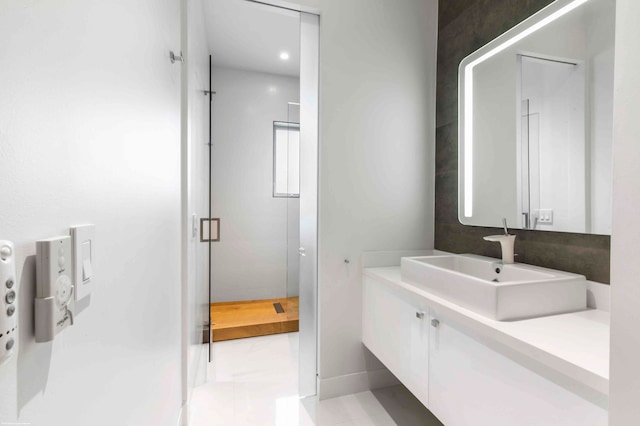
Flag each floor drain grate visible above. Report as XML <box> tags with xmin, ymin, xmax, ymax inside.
<box><xmin>273</xmin><ymin>302</ymin><xmax>285</xmax><ymax>314</ymax></box>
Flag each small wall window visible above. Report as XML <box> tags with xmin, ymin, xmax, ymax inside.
<box><xmin>273</xmin><ymin>121</ymin><xmax>300</xmax><ymax>198</ymax></box>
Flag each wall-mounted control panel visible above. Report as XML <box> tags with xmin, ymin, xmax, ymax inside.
<box><xmin>70</xmin><ymin>224</ymin><xmax>95</xmax><ymax>301</ymax></box>
<box><xmin>35</xmin><ymin>236</ymin><xmax>74</xmax><ymax>342</ymax></box>
<box><xmin>0</xmin><ymin>240</ymin><xmax>18</xmax><ymax>365</ymax></box>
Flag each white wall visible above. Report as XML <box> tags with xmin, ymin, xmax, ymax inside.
<box><xmin>211</xmin><ymin>66</ymin><xmax>300</xmax><ymax>302</ymax></box>
<box><xmin>586</xmin><ymin>0</ymin><xmax>615</xmax><ymax>235</ymax></box>
<box><xmin>182</xmin><ymin>0</ymin><xmax>210</xmax><ymax>418</ymax></box>
<box><xmin>293</xmin><ymin>0</ymin><xmax>438</xmax><ymax>398</ymax></box>
<box><xmin>609</xmin><ymin>0</ymin><xmax>640</xmax><ymax>423</ymax></box>
<box><xmin>0</xmin><ymin>1</ymin><xmax>182</xmax><ymax>425</ymax></box>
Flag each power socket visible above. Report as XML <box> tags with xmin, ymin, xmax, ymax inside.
<box><xmin>537</xmin><ymin>209</ymin><xmax>554</xmax><ymax>224</ymax></box>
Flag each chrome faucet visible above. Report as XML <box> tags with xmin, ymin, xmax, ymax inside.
<box><xmin>483</xmin><ymin>218</ymin><xmax>516</xmax><ymax>264</ymax></box>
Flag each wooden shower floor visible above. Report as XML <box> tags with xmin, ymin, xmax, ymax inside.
<box><xmin>210</xmin><ymin>297</ymin><xmax>299</xmax><ymax>342</ymax></box>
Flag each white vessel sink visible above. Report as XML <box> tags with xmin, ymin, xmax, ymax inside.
<box><xmin>400</xmin><ymin>254</ymin><xmax>587</xmax><ymax>321</ymax></box>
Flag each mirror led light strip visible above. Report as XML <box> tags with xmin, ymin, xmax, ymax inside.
<box><xmin>462</xmin><ymin>0</ymin><xmax>590</xmax><ymax>218</ymax></box>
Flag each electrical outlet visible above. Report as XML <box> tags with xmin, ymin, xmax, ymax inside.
<box><xmin>537</xmin><ymin>209</ymin><xmax>554</xmax><ymax>224</ymax></box>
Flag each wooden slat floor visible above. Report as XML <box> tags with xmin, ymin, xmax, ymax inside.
<box><xmin>211</xmin><ymin>296</ymin><xmax>299</xmax><ymax>342</ymax></box>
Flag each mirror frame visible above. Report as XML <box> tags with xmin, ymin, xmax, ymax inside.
<box><xmin>457</xmin><ymin>0</ymin><xmax>593</xmax><ymax>226</ymax></box>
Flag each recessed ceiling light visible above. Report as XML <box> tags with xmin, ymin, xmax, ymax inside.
<box><xmin>279</xmin><ymin>51</ymin><xmax>290</xmax><ymax>61</ymax></box>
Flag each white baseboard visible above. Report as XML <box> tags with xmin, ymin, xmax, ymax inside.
<box><xmin>318</xmin><ymin>368</ymin><xmax>400</xmax><ymax>400</ymax></box>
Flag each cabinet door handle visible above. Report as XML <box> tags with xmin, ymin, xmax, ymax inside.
<box><xmin>416</xmin><ymin>312</ymin><xmax>425</xmax><ymax>319</ymax></box>
<box><xmin>431</xmin><ymin>319</ymin><xmax>440</xmax><ymax>328</ymax></box>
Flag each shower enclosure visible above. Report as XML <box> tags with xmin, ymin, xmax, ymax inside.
<box><xmin>209</xmin><ymin>91</ymin><xmax>302</xmax><ymax>342</ymax></box>
<box><xmin>205</xmin><ymin>0</ymin><xmax>303</xmax><ymax>343</ymax></box>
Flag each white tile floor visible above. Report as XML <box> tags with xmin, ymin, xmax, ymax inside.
<box><xmin>189</xmin><ymin>333</ymin><xmax>439</xmax><ymax>426</ymax></box>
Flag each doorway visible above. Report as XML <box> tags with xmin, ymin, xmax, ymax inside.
<box><xmin>517</xmin><ymin>54</ymin><xmax>586</xmax><ymax>232</ymax></box>
<box><xmin>189</xmin><ymin>0</ymin><xmax>320</xmax><ymax>412</ymax></box>
<box><xmin>207</xmin><ymin>0</ymin><xmax>301</xmax><ymax>339</ymax></box>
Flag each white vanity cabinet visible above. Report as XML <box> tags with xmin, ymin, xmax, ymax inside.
<box><xmin>362</xmin><ymin>277</ymin><xmax>429</xmax><ymax>404</ymax></box>
<box><xmin>362</xmin><ymin>272</ymin><xmax>608</xmax><ymax>426</ymax></box>
<box><xmin>428</xmin><ymin>314</ymin><xmax>607</xmax><ymax>426</ymax></box>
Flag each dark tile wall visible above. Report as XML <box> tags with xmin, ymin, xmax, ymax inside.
<box><xmin>435</xmin><ymin>0</ymin><xmax>611</xmax><ymax>283</ymax></box>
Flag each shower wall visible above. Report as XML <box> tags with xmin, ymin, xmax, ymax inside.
<box><xmin>211</xmin><ymin>66</ymin><xmax>300</xmax><ymax>302</ymax></box>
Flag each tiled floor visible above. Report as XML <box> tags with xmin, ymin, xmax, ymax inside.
<box><xmin>189</xmin><ymin>333</ymin><xmax>442</xmax><ymax>426</ymax></box>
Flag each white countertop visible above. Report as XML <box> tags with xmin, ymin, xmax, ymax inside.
<box><xmin>364</xmin><ymin>266</ymin><xmax>610</xmax><ymax>396</ymax></box>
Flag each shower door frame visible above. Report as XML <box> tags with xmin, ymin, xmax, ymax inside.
<box><xmin>191</xmin><ymin>0</ymin><xmax>321</xmax><ymax>400</ymax></box>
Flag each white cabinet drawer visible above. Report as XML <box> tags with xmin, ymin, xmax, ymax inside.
<box><xmin>363</xmin><ymin>277</ymin><xmax>429</xmax><ymax>404</ymax></box>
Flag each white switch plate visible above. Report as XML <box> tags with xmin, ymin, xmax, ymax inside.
<box><xmin>70</xmin><ymin>224</ymin><xmax>95</xmax><ymax>301</ymax></box>
<box><xmin>538</xmin><ymin>209</ymin><xmax>554</xmax><ymax>224</ymax></box>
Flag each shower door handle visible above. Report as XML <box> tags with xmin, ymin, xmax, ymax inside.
<box><xmin>298</xmin><ymin>247</ymin><xmax>306</xmax><ymax>257</ymax></box>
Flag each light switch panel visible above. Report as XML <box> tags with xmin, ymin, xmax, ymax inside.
<box><xmin>537</xmin><ymin>209</ymin><xmax>554</xmax><ymax>224</ymax></box>
<box><xmin>70</xmin><ymin>224</ymin><xmax>95</xmax><ymax>301</ymax></box>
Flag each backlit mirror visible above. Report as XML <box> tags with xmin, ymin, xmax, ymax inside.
<box><xmin>458</xmin><ymin>0</ymin><xmax>615</xmax><ymax>235</ymax></box>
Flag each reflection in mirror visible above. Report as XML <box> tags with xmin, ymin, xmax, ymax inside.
<box><xmin>458</xmin><ymin>0</ymin><xmax>615</xmax><ymax>235</ymax></box>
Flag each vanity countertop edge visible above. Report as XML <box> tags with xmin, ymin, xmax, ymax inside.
<box><xmin>363</xmin><ymin>266</ymin><xmax>610</xmax><ymax>396</ymax></box>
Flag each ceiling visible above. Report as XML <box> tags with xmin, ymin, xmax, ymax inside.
<box><xmin>203</xmin><ymin>0</ymin><xmax>300</xmax><ymax>77</ymax></box>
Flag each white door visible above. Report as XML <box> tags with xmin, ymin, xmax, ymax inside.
<box><xmin>362</xmin><ymin>278</ymin><xmax>429</xmax><ymax>404</ymax></box>
<box><xmin>298</xmin><ymin>11</ymin><xmax>320</xmax><ymax>398</ymax></box>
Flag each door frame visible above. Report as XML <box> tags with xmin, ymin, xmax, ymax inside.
<box><xmin>179</xmin><ymin>0</ymin><xmax>322</xmax><ymax>421</ymax></box>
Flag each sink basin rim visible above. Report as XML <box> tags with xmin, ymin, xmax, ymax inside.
<box><xmin>404</xmin><ymin>254</ymin><xmax>584</xmax><ymax>286</ymax></box>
